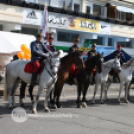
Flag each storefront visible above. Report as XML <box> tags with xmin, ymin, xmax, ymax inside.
<box><xmin>0</xmin><ymin>5</ymin><xmax>134</xmax><ymax>55</ymax></box>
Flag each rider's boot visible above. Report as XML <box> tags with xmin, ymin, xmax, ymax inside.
<box><xmin>31</xmin><ymin>72</ymin><xmax>38</xmax><ymax>86</ymax></box>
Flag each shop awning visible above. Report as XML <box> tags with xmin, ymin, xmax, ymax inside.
<box><xmin>0</xmin><ymin>31</ymin><xmax>35</xmax><ymax>54</ymax></box>
<box><xmin>117</xmin><ymin>6</ymin><xmax>134</xmax><ymax>13</ymax></box>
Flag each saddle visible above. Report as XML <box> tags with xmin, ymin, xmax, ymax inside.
<box><xmin>69</xmin><ymin>64</ymin><xmax>80</xmax><ymax>76</ymax></box>
<box><xmin>24</xmin><ymin>62</ymin><xmax>44</xmax><ymax>74</ymax></box>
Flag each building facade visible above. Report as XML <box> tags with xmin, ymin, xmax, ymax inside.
<box><xmin>0</xmin><ymin>0</ymin><xmax>134</xmax><ymax>55</ymax></box>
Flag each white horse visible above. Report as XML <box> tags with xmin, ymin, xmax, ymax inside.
<box><xmin>92</xmin><ymin>58</ymin><xmax>121</xmax><ymax>104</ymax></box>
<box><xmin>105</xmin><ymin>57</ymin><xmax>134</xmax><ymax>103</ymax></box>
<box><xmin>4</xmin><ymin>50</ymin><xmax>63</xmax><ymax>114</ymax></box>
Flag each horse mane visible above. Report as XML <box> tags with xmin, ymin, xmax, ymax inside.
<box><xmin>122</xmin><ymin>57</ymin><xmax>134</xmax><ymax>69</ymax></box>
<box><xmin>85</xmin><ymin>55</ymin><xmax>99</xmax><ymax>68</ymax></box>
<box><xmin>60</xmin><ymin>51</ymin><xmax>82</xmax><ymax>63</ymax></box>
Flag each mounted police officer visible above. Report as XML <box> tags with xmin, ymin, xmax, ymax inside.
<box><xmin>30</xmin><ymin>33</ymin><xmax>50</xmax><ymax>85</ymax></box>
<box><xmin>114</xmin><ymin>45</ymin><xmax>126</xmax><ymax>65</ymax></box>
<box><xmin>68</xmin><ymin>36</ymin><xmax>80</xmax><ymax>85</ymax></box>
<box><xmin>109</xmin><ymin>45</ymin><xmax>126</xmax><ymax>81</ymax></box>
<box><xmin>49</xmin><ymin>33</ymin><xmax>57</xmax><ymax>52</ymax></box>
<box><xmin>88</xmin><ymin>43</ymin><xmax>98</xmax><ymax>85</ymax></box>
<box><xmin>88</xmin><ymin>43</ymin><xmax>97</xmax><ymax>58</ymax></box>
<box><xmin>69</xmin><ymin>36</ymin><xmax>80</xmax><ymax>53</ymax></box>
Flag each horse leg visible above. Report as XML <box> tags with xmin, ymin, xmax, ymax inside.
<box><xmin>12</xmin><ymin>78</ymin><xmax>20</xmax><ymax>108</ymax></box>
<box><xmin>19</xmin><ymin>81</ymin><xmax>27</xmax><ymax>107</ymax></box>
<box><xmin>92</xmin><ymin>83</ymin><xmax>99</xmax><ymax>104</ymax></box>
<box><xmin>28</xmin><ymin>84</ymin><xmax>34</xmax><ymax>105</ymax></box>
<box><xmin>127</xmin><ymin>81</ymin><xmax>132</xmax><ymax>100</ymax></box>
<box><xmin>100</xmin><ymin>83</ymin><xmax>105</xmax><ymax>104</ymax></box>
<box><xmin>118</xmin><ymin>83</ymin><xmax>123</xmax><ymax>103</ymax></box>
<box><xmin>55</xmin><ymin>83</ymin><xmax>64</xmax><ymax>108</ymax></box>
<box><xmin>125</xmin><ymin>83</ymin><xmax>129</xmax><ymax>103</ymax></box>
<box><xmin>32</xmin><ymin>84</ymin><xmax>43</xmax><ymax>114</ymax></box>
<box><xmin>76</xmin><ymin>82</ymin><xmax>82</xmax><ymax>108</ymax></box>
<box><xmin>44</xmin><ymin>84</ymin><xmax>54</xmax><ymax>112</ymax></box>
<box><xmin>7</xmin><ymin>78</ymin><xmax>17</xmax><ymax>108</ymax></box>
<box><xmin>82</xmin><ymin>83</ymin><xmax>89</xmax><ymax>108</ymax></box>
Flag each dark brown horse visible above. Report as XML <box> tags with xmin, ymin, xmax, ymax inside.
<box><xmin>19</xmin><ymin>51</ymin><xmax>85</xmax><ymax>106</ymax></box>
<box><xmin>51</xmin><ymin>54</ymin><xmax>102</xmax><ymax>108</ymax></box>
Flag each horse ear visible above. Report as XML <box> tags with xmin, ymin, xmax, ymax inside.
<box><xmin>57</xmin><ymin>50</ymin><xmax>63</xmax><ymax>57</ymax></box>
<box><xmin>101</xmin><ymin>52</ymin><xmax>104</xmax><ymax>58</ymax></box>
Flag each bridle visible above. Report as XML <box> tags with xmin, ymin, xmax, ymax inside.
<box><xmin>103</xmin><ymin>59</ymin><xmax>120</xmax><ymax>70</ymax></box>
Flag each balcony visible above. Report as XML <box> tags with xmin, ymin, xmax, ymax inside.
<box><xmin>0</xmin><ymin>0</ymin><xmax>134</xmax><ymax>27</ymax></box>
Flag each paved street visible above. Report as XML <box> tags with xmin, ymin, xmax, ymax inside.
<box><xmin>0</xmin><ymin>84</ymin><xmax>134</xmax><ymax>134</ymax></box>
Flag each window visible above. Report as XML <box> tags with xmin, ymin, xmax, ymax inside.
<box><xmin>37</xmin><ymin>0</ymin><xmax>49</xmax><ymax>5</ymax></box>
<box><xmin>0</xmin><ymin>25</ymin><xmax>2</xmax><ymax>31</ymax></box>
<box><xmin>86</xmin><ymin>6</ymin><xmax>90</xmax><ymax>14</ymax></box>
<box><xmin>26</xmin><ymin>0</ymin><xmax>35</xmax><ymax>3</ymax></box>
<box><xmin>126</xmin><ymin>13</ymin><xmax>133</xmax><ymax>21</ymax></box>
<box><xmin>108</xmin><ymin>38</ymin><xmax>113</xmax><ymax>46</ymax></box>
<box><xmin>74</xmin><ymin>4</ymin><xmax>80</xmax><ymax>12</ymax></box>
<box><xmin>58</xmin><ymin>0</ymin><xmax>65</xmax><ymax>8</ymax></box>
<box><xmin>21</xmin><ymin>27</ymin><xmax>38</xmax><ymax>36</ymax></box>
<box><xmin>57</xmin><ymin>31</ymin><xmax>78</xmax><ymax>42</ymax></box>
<box><xmin>120</xmin><ymin>12</ymin><xmax>126</xmax><ymax>21</ymax></box>
<box><xmin>101</xmin><ymin>6</ymin><xmax>107</xmax><ymax>18</ymax></box>
<box><xmin>66</xmin><ymin>0</ymin><xmax>72</xmax><ymax>10</ymax></box>
<box><xmin>87</xmin><ymin>37</ymin><xmax>103</xmax><ymax>45</ymax></box>
<box><xmin>93</xmin><ymin>5</ymin><xmax>101</xmax><ymax>16</ymax></box>
<box><xmin>117</xmin><ymin>41</ymin><xmax>132</xmax><ymax>48</ymax></box>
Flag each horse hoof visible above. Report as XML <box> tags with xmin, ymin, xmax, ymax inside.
<box><xmin>118</xmin><ymin>101</ymin><xmax>121</xmax><ymax>104</ymax></box>
<box><xmin>32</xmin><ymin>109</ymin><xmax>37</xmax><ymax>114</ymax></box>
<box><xmin>45</xmin><ymin>108</ymin><xmax>50</xmax><ymax>113</ymax></box>
<box><xmin>92</xmin><ymin>101</ymin><xmax>95</xmax><ymax>104</ymax></box>
<box><xmin>52</xmin><ymin>104</ymin><xmax>57</xmax><ymax>109</ymax></box>
<box><xmin>77</xmin><ymin>104</ymin><xmax>82</xmax><ymax>108</ymax></box>
<box><xmin>82</xmin><ymin>102</ymin><xmax>88</xmax><ymax>108</ymax></box>
<box><xmin>125</xmin><ymin>100</ymin><xmax>129</xmax><ymax>103</ymax></box>
<box><xmin>56</xmin><ymin>103</ymin><xmax>62</xmax><ymax>108</ymax></box>
<box><xmin>101</xmin><ymin>101</ymin><xmax>104</xmax><ymax>104</ymax></box>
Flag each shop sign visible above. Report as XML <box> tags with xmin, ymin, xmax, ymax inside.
<box><xmin>69</xmin><ymin>18</ymin><xmax>99</xmax><ymax>33</ymax></box>
<box><xmin>23</xmin><ymin>8</ymin><xmax>42</xmax><ymax>25</ymax></box>
<box><xmin>48</xmin><ymin>13</ymin><xmax>70</xmax><ymax>28</ymax></box>
<box><xmin>99</xmin><ymin>21</ymin><xmax>111</xmax><ymax>34</ymax></box>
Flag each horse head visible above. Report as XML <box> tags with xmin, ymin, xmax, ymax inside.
<box><xmin>93</xmin><ymin>53</ymin><xmax>103</xmax><ymax>73</ymax></box>
<box><xmin>47</xmin><ymin>50</ymin><xmax>63</xmax><ymax>76</ymax></box>
<box><xmin>113</xmin><ymin>58</ymin><xmax>121</xmax><ymax>72</ymax></box>
<box><xmin>71</xmin><ymin>51</ymin><xmax>85</xmax><ymax>69</ymax></box>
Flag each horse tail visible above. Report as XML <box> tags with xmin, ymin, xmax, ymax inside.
<box><xmin>4</xmin><ymin>66</ymin><xmax>8</xmax><ymax>101</ymax></box>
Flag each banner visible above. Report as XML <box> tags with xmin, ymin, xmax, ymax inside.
<box><xmin>41</xmin><ymin>7</ymin><xmax>49</xmax><ymax>38</ymax></box>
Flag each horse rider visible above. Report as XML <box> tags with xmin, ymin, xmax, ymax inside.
<box><xmin>49</xmin><ymin>33</ymin><xmax>57</xmax><ymax>52</ymax></box>
<box><xmin>68</xmin><ymin>36</ymin><xmax>80</xmax><ymax>85</ymax></box>
<box><xmin>109</xmin><ymin>44</ymin><xmax>126</xmax><ymax>79</ymax></box>
<box><xmin>114</xmin><ymin>45</ymin><xmax>126</xmax><ymax>65</ymax></box>
<box><xmin>30</xmin><ymin>33</ymin><xmax>50</xmax><ymax>85</ymax></box>
<box><xmin>88</xmin><ymin>43</ymin><xmax>98</xmax><ymax>84</ymax></box>
<box><xmin>69</xmin><ymin>36</ymin><xmax>80</xmax><ymax>53</ymax></box>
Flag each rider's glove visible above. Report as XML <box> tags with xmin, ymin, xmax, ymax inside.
<box><xmin>42</xmin><ymin>53</ymin><xmax>50</xmax><ymax>58</ymax></box>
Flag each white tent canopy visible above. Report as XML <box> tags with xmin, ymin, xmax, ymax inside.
<box><xmin>0</xmin><ymin>31</ymin><xmax>35</xmax><ymax>54</ymax></box>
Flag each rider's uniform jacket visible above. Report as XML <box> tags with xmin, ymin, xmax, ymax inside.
<box><xmin>69</xmin><ymin>45</ymin><xmax>79</xmax><ymax>53</ymax></box>
<box><xmin>88</xmin><ymin>50</ymin><xmax>97</xmax><ymax>58</ymax></box>
<box><xmin>49</xmin><ymin>43</ymin><xmax>57</xmax><ymax>52</ymax></box>
<box><xmin>113</xmin><ymin>50</ymin><xmax>126</xmax><ymax>65</ymax></box>
<box><xmin>31</xmin><ymin>40</ymin><xmax>48</xmax><ymax>62</ymax></box>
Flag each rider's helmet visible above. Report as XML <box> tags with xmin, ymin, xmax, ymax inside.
<box><xmin>49</xmin><ymin>33</ymin><xmax>54</xmax><ymax>39</ymax></box>
<box><xmin>36</xmin><ymin>33</ymin><xmax>42</xmax><ymax>38</ymax></box>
